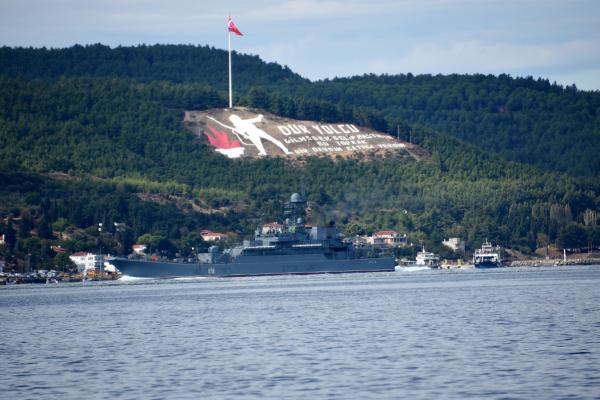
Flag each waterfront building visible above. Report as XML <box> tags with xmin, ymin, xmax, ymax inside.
<box><xmin>442</xmin><ymin>237</ymin><xmax>466</xmax><ymax>252</ymax></box>
<box><xmin>366</xmin><ymin>230</ymin><xmax>407</xmax><ymax>249</ymax></box>
<box><xmin>200</xmin><ymin>230</ymin><xmax>228</xmax><ymax>242</ymax></box>
<box><xmin>260</xmin><ymin>223</ymin><xmax>284</xmax><ymax>236</ymax></box>
<box><xmin>132</xmin><ymin>244</ymin><xmax>147</xmax><ymax>255</ymax></box>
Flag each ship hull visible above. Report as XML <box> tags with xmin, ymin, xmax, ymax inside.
<box><xmin>109</xmin><ymin>254</ymin><xmax>396</xmax><ymax>278</ymax></box>
<box><xmin>474</xmin><ymin>261</ymin><xmax>501</xmax><ymax>268</ymax></box>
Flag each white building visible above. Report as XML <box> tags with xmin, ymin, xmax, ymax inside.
<box><xmin>442</xmin><ymin>237</ymin><xmax>466</xmax><ymax>252</ymax></box>
<box><xmin>260</xmin><ymin>223</ymin><xmax>284</xmax><ymax>236</ymax></box>
<box><xmin>200</xmin><ymin>230</ymin><xmax>228</xmax><ymax>242</ymax></box>
<box><xmin>132</xmin><ymin>244</ymin><xmax>147</xmax><ymax>255</ymax></box>
<box><xmin>366</xmin><ymin>230</ymin><xmax>407</xmax><ymax>248</ymax></box>
<box><xmin>69</xmin><ymin>252</ymin><xmax>103</xmax><ymax>273</ymax></box>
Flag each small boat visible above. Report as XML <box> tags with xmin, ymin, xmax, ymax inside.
<box><xmin>415</xmin><ymin>246</ymin><xmax>440</xmax><ymax>268</ymax></box>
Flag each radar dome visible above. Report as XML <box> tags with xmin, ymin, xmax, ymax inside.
<box><xmin>290</xmin><ymin>193</ymin><xmax>305</xmax><ymax>203</ymax></box>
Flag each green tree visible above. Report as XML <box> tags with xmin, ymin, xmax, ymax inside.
<box><xmin>54</xmin><ymin>252</ymin><xmax>76</xmax><ymax>272</ymax></box>
<box><xmin>557</xmin><ymin>224</ymin><xmax>588</xmax><ymax>250</ymax></box>
<box><xmin>3</xmin><ymin>218</ymin><xmax>17</xmax><ymax>249</ymax></box>
<box><xmin>587</xmin><ymin>226</ymin><xmax>600</xmax><ymax>248</ymax></box>
<box><xmin>137</xmin><ymin>234</ymin><xmax>163</xmax><ymax>250</ymax></box>
<box><xmin>37</xmin><ymin>218</ymin><xmax>53</xmax><ymax>239</ymax></box>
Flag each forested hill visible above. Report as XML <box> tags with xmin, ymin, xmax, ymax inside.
<box><xmin>1</xmin><ymin>44</ymin><xmax>599</xmax><ymax>177</ymax></box>
<box><xmin>301</xmin><ymin>74</ymin><xmax>600</xmax><ymax>177</ymax></box>
<box><xmin>0</xmin><ymin>44</ymin><xmax>599</xmax><ymax>271</ymax></box>
<box><xmin>0</xmin><ymin>44</ymin><xmax>306</xmax><ymax>88</ymax></box>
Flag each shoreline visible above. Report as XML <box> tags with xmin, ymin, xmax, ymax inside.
<box><xmin>510</xmin><ymin>258</ymin><xmax>600</xmax><ymax>267</ymax></box>
<box><xmin>3</xmin><ymin>260</ymin><xmax>599</xmax><ymax>285</ymax></box>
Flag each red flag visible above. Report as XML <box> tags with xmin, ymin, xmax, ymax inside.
<box><xmin>228</xmin><ymin>16</ymin><xmax>243</xmax><ymax>36</ymax></box>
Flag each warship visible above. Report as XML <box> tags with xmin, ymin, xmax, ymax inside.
<box><xmin>109</xmin><ymin>193</ymin><xmax>396</xmax><ymax>278</ymax></box>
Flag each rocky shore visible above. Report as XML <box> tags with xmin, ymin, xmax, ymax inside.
<box><xmin>510</xmin><ymin>258</ymin><xmax>600</xmax><ymax>267</ymax></box>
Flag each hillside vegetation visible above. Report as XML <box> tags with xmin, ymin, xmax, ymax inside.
<box><xmin>3</xmin><ymin>44</ymin><xmax>598</xmax><ymax>177</ymax></box>
<box><xmin>0</xmin><ymin>45</ymin><xmax>599</xmax><ymax>271</ymax></box>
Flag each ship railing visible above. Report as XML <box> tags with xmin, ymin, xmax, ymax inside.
<box><xmin>243</xmin><ymin>245</ymin><xmax>277</xmax><ymax>250</ymax></box>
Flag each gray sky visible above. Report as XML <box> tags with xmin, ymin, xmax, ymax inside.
<box><xmin>1</xmin><ymin>0</ymin><xmax>599</xmax><ymax>90</ymax></box>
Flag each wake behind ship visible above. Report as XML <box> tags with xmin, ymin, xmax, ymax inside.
<box><xmin>109</xmin><ymin>193</ymin><xmax>395</xmax><ymax>278</ymax></box>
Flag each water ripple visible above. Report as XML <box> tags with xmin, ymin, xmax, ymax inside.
<box><xmin>1</xmin><ymin>265</ymin><xmax>600</xmax><ymax>399</ymax></box>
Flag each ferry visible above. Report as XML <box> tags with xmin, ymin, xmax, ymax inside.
<box><xmin>473</xmin><ymin>241</ymin><xmax>502</xmax><ymax>268</ymax></box>
<box><xmin>415</xmin><ymin>246</ymin><xmax>440</xmax><ymax>268</ymax></box>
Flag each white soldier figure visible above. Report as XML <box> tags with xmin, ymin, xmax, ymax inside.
<box><xmin>229</xmin><ymin>114</ymin><xmax>292</xmax><ymax>156</ymax></box>
<box><xmin>207</xmin><ymin>113</ymin><xmax>292</xmax><ymax>156</ymax></box>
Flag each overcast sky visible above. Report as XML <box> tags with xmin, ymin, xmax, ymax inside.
<box><xmin>1</xmin><ymin>0</ymin><xmax>599</xmax><ymax>90</ymax></box>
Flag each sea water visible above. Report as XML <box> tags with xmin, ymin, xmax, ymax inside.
<box><xmin>1</xmin><ymin>265</ymin><xmax>599</xmax><ymax>399</ymax></box>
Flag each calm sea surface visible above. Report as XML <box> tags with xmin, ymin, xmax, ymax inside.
<box><xmin>1</xmin><ymin>265</ymin><xmax>600</xmax><ymax>399</ymax></box>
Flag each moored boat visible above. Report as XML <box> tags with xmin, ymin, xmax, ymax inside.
<box><xmin>473</xmin><ymin>241</ymin><xmax>502</xmax><ymax>268</ymax></box>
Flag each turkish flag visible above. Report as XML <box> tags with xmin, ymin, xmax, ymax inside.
<box><xmin>228</xmin><ymin>16</ymin><xmax>243</xmax><ymax>36</ymax></box>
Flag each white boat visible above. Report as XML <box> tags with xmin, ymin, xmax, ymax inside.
<box><xmin>473</xmin><ymin>241</ymin><xmax>502</xmax><ymax>268</ymax></box>
<box><xmin>415</xmin><ymin>246</ymin><xmax>440</xmax><ymax>268</ymax></box>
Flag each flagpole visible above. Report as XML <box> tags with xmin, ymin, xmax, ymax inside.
<box><xmin>228</xmin><ymin>29</ymin><xmax>233</xmax><ymax>108</ymax></box>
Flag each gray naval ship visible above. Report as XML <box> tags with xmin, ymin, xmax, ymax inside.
<box><xmin>109</xmin><ymin>193</ymin><xmax>396</xmax><ymax>278</ymax></box>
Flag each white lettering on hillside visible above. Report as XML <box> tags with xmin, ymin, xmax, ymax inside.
<box><xmin>207</xmin><ymin>113</ymin><xmax>405</xmax><ymax>158</ymax></box>
<box><xmin>271</xmin><ymin>123</ymin><xmax>405</xmax><ymax>154</ymax></box>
